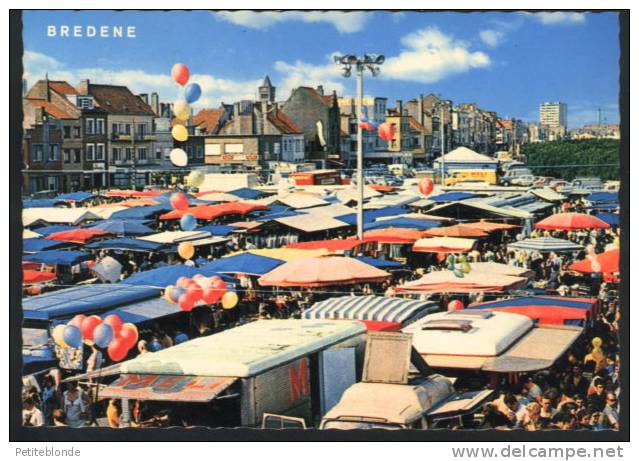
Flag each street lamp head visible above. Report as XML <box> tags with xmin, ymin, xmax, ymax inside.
<box><xmin>342</xmin><ymin>68</ymin><xmax>352</xmax><ymax>78</ymax></box>
<box><xmin>375</xmin><ymin>55</ymin><xmax>386</xmax><ymax>65</ymax></box>
<box><xmin>346</xmin><ymin>55</ymin><xmax>358</xmax><ymax>65</ymax></box>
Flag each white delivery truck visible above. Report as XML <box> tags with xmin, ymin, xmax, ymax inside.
<box><xmin>95</xmin><ymin>320</ymin><xmax>367</xmax><ymax>428</ymax></box>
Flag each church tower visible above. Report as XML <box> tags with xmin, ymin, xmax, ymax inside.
<box><xmin>258</xmin><ymin>75</ymin><xmax>276</xmax><ymax>103</ymax></box>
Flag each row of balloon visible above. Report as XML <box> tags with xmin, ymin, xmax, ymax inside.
<box><xmin>169</xmin><ymin>63</ymin><xmax>202</xmax><ymax>168</ymax></box>
<box><xmin>52</xmin><ymin>314</ymin><xmax>139</xmax><ymax>362</ymax></box>
<box><xmin>446</xmin><ymin>254</ymin><xmax>472</xmax><ymax>278</ymax></box>
<box><xmin>164</xmin><ymin>274</ymin><xmax>239</xmax><ymax>312</ymax></box>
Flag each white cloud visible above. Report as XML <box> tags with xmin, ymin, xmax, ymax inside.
<box><xmin>479</xmin><ymin>29</ymin><xmax>504</xmax><ymax>47</ymax></box>
<box><xmin>273</xmin><ymin>53</ymin><xmax>346</xmax><ymax>98</ymax></box>
<box><xmin>214</xmin><ymin>11</ymin><xmax>370</xmax><ymax>33</ymax></box>
<box><xmin>528</xmin><ymin>12</ymin><xmax>586</xmax><ymax>25</ymax></box>
<box><xmin>23</xmin><ymin>50</ymin><xmax>261</xmax><ymax>109</ymax></box>
<box><xmin>382</xmin><ymin>27</ymin><xmax>490</xmax><ymax>84</ymax></box>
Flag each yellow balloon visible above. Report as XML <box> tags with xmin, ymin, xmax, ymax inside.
<box><xmin>171</xmin><ymin>124</ymin><xmax>189</xmax><ymax>142</ymax></box>
<box><xmin>174</xmin><ymin>100</ymin><xmax>190</xmax><ymax>121</ymax></box>
<box><xmin>221</xmin><ymin>291</ymin><xmax>239</xmax><ymax>310</ymax></box>
<box><xmin>52</xmin><ymin>324</ymin><xmax>68</xmax><ymax>348</ymax></box>
<box><xmin>187</xmin><ymin>170</ymin><xmax>204</xmax><ymax>188</ymax></box>
<box><xmin>165</xmin><ymin>285</ymin><xmax>177</xmax><ymax>304</ymax></box>
<box><xmin>178</xmin><ymin>241</ymin><xmax>195</xmax><ymax>260</ymax></box>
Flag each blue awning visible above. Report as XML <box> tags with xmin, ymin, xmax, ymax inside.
<box><xmin>596</xmin><ymin>212</ymin><xmax>619</xmax><ymax>226</ymax></box>
<box><xmin>513</xmin><ymin>201</ymin><xmax>555</xmax><ymax>213</ymax></box>
<box><xmin>304</xmin><ymin>295</ymin><xmax>438</xmax><ymax>324</ymax></box>
<box><xmin>120</xmin><ymin>264</ymin><xmax>236</xmax><ymax>288</ymax></box>
<box><xmin>427</xmin><ymin>192</ymin><xmax>480</xmax><ymax>203</ymax></box>
<box><xmin>196</xmin><ymin>224</ymin><xmax>241</xmax><ymax>236</ymax></box>
<box><xmin>23</xmin><ymin>250</ymin><xmax>92</xmax><ymax>266</ymax></box>
<box><xmin>586</xmin><ymin>191</ymin><xmax>618</xmax><ymax>203</ymax></box>
<box><xmin>228</xmin><ymin>187</ymin><xmax>269</xmax><ymax>200</ymax></box>
<box><xmin>100</xmin><ymin>296</ymin><xmax>182</xmax><ymax>325</ymax></box>
<box><xmin>363</xmin><ymin>217</ymin><xmax>441</xmax><ymax>231</ymax></box>
<box><xmin>55</xmin><ymin>191</ymin><xmax>95</xmax><ymax>202</ymax></box>
<box><xmin>337</xmin><ymin>206</ymin><xmax>408</xmax><ymax>225</ymax></box>
<box><xmin>22</xmin><ymin>284</ymin><xmax>160</xmax><ymax>321</ymax></box>
<box><xmin>23</xmin><ymin>238</ymin><xmax>78</xmax><ymax>253</ymax></box>
<box><xmin>353</xmin><ymin>256</ymin><xmax>405</xmax><ymax>270</ymax></box>
<box><xmin>85</xmin><ymin>238</ymin><xmax>168</xmax><ymax>252</ymax></box>
<box><xmin>31</xmin><ymin>225</ymin><xmax>78</xmax><ymax>236</ymax></box>
<box><xmin>84</xmin><ymin>219</ymin><xmax>155</xmax><ymax>235</ymax></box>
<box><xmin>109</xmin><ymin>204</ymin><xmax>172</xmax><ymax>220</ymax></box>
<box><xmin>201</xmin><ymin>253</ymin><xmax>284</xmax><ymax>276</ymax></box>
<box><xmin>22</xmin><ymin>199</ymin><xmax>65</xmax><ymax>208</ymax></box>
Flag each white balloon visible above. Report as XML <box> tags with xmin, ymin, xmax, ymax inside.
<box><xmin>170</xmin><ymin>148</ymin><xmax>188</xmax><ymax>167</ymax></box>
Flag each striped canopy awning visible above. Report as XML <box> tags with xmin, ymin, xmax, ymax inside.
<box><xmin>508</xmin><ymin>237</ymin><xmax>583</xmax><ymax>253</ymax></box>
<box><xmin>303</xmin><ymin>295</ymin><xmax>438</xmax><ymax>324</ymax></box>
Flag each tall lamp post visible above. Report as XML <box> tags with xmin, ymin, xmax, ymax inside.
<box><xmin>334</xmin><ymin>53</ymin><xmax>385</xmax><ymax>240</ymax></box>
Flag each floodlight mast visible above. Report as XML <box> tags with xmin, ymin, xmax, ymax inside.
<box><xmin>334</xmin><ymin>54</ymin><xmax>385</xmax><ymax>240</ymax></box>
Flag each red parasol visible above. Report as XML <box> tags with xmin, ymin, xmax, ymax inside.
<box><xmin>285</xmin><ymin>239</ymin><xmax>366</xmax><ymax>252</ymax></box>
<box><xmin>569</xmin><ymin>248</ymin><xmax>619</xmax><ymax>275</ymax></box>
<box><xmin>23</xmin><ymin>269</ymin><xmax>56</xmax><ymax>285</ymax></box>
<box><xmin>534</xmin><ymin>212</ymin><xmax>610</xmax><ymax>230</ymax></box>
<box><xmin>159</xmin><ymin>202</ymin><xmax>269</xmax><ymax>221</ymax></box>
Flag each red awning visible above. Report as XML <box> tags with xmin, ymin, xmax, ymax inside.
<box><xmin>45</xmin><ymin>228</ymin><xmax>113</xmax><ymax>243</ymax></box>
<box><xmin>534</xmin><ymin>212</ymin><xmax>610</xmax><ymax>230</ymax></box>
<box><xmin>23</xmin><ymin>269</ymin><xmax>56</xmax><ymax>285</ymax></box>
<box><xmin>258</xmin><ymin>256</ymin><xmax>391</xmax><ymax>287</ymax></box>
<box><xmin>285</xmin><ymin>239</ymin><xmax>366</xmax><ymax>251</ymax></box>
<box><xmin>159</xmin><ymin>202</ymin><xmax>269</xmax><ymax>221</ymax></box>
<box><xmin>424</xmin><ymin>225</ymin><xmax>489</xmax><ymax>238</ymax></box>
<box><xmin>368</xmin><ymin>184</ymin><xmax>398</xmax><ymax>193</ymax></box>
<box><xmin>363</xmin><ymin>228</ymin><xmax>425</xmax><ymax>244</ymax></box>
<box><xmin>413</xmin><ymin>237</ymin><xmax>477</xmax><ymax>253</ymax></box>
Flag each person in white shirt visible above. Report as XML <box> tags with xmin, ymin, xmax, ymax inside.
<box><xmin>22</xmin><ymin>398</ymin><xmax>44</xmax><ymax>427</ymax></box>
<box><xmin>63</xmin><ymin>387</ymin><xmax>88</xmax><ymax>428</ymax></box>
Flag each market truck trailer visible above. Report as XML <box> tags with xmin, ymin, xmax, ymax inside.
<box><xmin>96</xmin><ymin>320</ymin><xmax>367</xmax><ymax>427</ymax></box>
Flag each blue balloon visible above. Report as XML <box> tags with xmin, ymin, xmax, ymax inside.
<box><xmin>453</xmin><ymin>268</ymin><xmax>465</xmax><ymax>278</ymax></box>
<box><xmin>174</xmin><ymin>333</ymin><xmax>189</xmax><ymax>344</ymax></box>
<box><xmin>170</xmin><ymin>286</ymin><xmax>185</xmax><ymax>303</ymax></box>
<box><xmin>184</xmin><ymin>83</ymin><xmax>202</xmax><ymax>104</ymax></box>
<box><xmin>180</xmin><ymin>213</ymin><xmax>197</xmax><ymax>231</ymax></box>
<box><xmin>149</xmin><ymin>340</ymin><xmax>163</xmax><ymax>352</ymax></box>
<box><xmin>63</xmin><ymin>325</ymin><xmax>82</xmax><ymax>349</ymax></box>
<box><xmin>93</xmin><ymin>323</ymin><xmax>114</xmax><ymax>349</ymax></box>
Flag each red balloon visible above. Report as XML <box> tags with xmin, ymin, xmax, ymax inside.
<box><xmin>103</xmin><ymin>315</ymin><xmax>123</xmax><ymax>336</ymax></box>
<box><xmin>86</xmin><ymin>260</ymin><xmax>96</xmax><ymax>268</ymax></box>
<box><xmin>170</xmin><ymin>192</ymin><xmax>190</xmax><ymax>211</ymax></box>
<box><xmin>192</xmin><ymin>274</ymin><xmax>209</xmax><ymax>288</ymax></box>
<box><xmin>119</xmin><ymin>325</ymin><xmax>139</xmax><ymax>350</ymax></box>
<box><xmin>418</xmin><ymin>178</ymin><xmax>434</xmax><ymax>196</ymax></box>
<box><xmin>107</xmin><ymin>336</ymin><xmax>129</xmax><ymax>362</ymax></box>
<box><xmin>377</xmin><ymin>122</ymin><xmax>396</xmax><ymax>142</ymax></box>
<box><xmin>178</xmin><ymin>293</ymin><xmax>195</xmax><ymax>312</ymax></box>
<box><xmin>186</xmin><ymin>282</ymin><xmax>203</xmax><ymax>303</ymax></box>
<box><xmin>176</xmin><ymin>276</ymin><xmax>191</xmax><ymax>289</ymax></box>
<box><xmin>448</xmin><ymin>300</ymin><xmax>464</xmax><ymax>311</ymax></box>
<box><xmin>171</xmin><ymin>63</ymin><xmax>190</xmax><ymax>86</ymax></box>
<box><xmin>69</xmin><ymin>314</ymin><xmax>86</xmax><ymax>329</ymax></box>
<box><xmin>80</xmin><ymin>316</ymin><xmax>102</xmax><ymax>342</ymax></box>
<box><xmin>202</xmin><ymin>286</ymin><xmax>220</xmax><ymax>304</ymax></box>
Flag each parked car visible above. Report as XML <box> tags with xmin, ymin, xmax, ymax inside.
<box><xmin>504</xmin><ymin>174</ymin><xmax>536</xmax><ymax>187</ymax></box>
<box><xmin>548</xmin><ymin>179</ymin><xmax>570</xmax><ymax>190</ymax></box>
<box><xmin>501</xmin><ymin>168</ymin><xmax>533</xmax><ymax>186</ymax></box>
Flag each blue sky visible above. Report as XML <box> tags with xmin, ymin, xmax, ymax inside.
<box><xmin>22</xmin><ymin>11</ymin><xmax>620</xmax><ymax>127</ymax></box>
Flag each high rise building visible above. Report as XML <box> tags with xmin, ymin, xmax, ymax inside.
<box><xmin>539</xmin><ymin>102</ymin><xmax>567</xmax><ymax>129</ymax></box>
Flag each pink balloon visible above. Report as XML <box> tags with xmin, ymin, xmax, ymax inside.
<box><xmin>418</xmin><ymin>178</ymin><xmax>434</xmax><ymax>196</ymax></box>
<box><xmin>171</xmin><ymin>63</ymin><xmax>190</xmax><ymax>86</ymax></box>
<box><xmin>170</xmin><ymin>192</ymin><xmax>190</xmax><ymax>211</ymax></box>
<box><xmin>377</xmin><ymin>122</ymin><xmax>396</xmax><ymax>142</ymax></box>
<box><xmin>103</xmin><ymin>315</ymin><xmax>123</xmax><ymax>336</ymax></box>
<box><xmin>69</xmin><ymin>314</ymin><xmax>86</xmax><ymax>329</ymax></box>
<box><xmin>80</xmin><ymin>316</ymin><xmax>102</xmax><ymax>342</ymax></box>
<box><xmin>186</xmin><ymin>282</ymin><xmax>203</xmax><ymax>303</ymax></box>
<box><xmin>448</xmin><ymin>300</ymin><xmax>464</xmax><ymax>311</ymax></box>
<box><xmin>178</xmin><ymin>293</ymin><xmax>195</xmax><ymax>312</ymax></box>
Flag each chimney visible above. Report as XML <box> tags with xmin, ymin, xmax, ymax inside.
<box><xmin>77</xmin><ymin>79</ymin><xmax>90</xmax><ymax>96</ymax></box>
<box><xmin>396</xmin><ymin>100</ymin><xmax>403</xmax><ymax>116</ymax></box>
<box><xmin>261</xmin><ymin>100</ymin><xmax>268</xmax><ymax>135</ymax></box>
<box><xmin>151</xmin><ymin>92</ymin><xmax>160</xmax><ymax>116</ymax></box>
<box><xmin>316</xmin><ymin>85</ymin><xmax>324</xmax><ymax>95</ymax></box>
<box><xmin>418</xmin><ymin>94</ymin><xmax>425</xmax><ymax>126</ymax></box>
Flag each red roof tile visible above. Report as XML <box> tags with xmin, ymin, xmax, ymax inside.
<box><xmin>268</xmin><ymin>110</ymin><xmax>303</xmax><ymax>134</ymax></box>
<box><xmin>88</xmin><ymin>84</ymin><xmax>155</xmax><ymax>115</ymax></box>
<box><xmin>408</xmin><ymin>116</ymin><xmax>428</xmax><ymax>133</ymax></box>
<box><xmin>49</xmin><ymin>81</ymin><xmax>78</xmax><ymax>96</ymax></box>
<box><xmin>26</xmin><ymin>99</ymin><xmax>76</xmax><ymax>119</ymax></box>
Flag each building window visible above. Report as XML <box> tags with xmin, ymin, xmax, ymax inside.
<box><xmin>86</xmin><ymin>144</ymin><xmax>95</xmax><ymax>161</ymax></box>
<box><xmin>138</xmin><ymin>147</ymin><xmax>147</xmax><ymax>160</ymax></box>
<box><xmin>73</xmin><ymin>126</ymin><xmax>80</xmax><ymax>138</ymax></box>
<box><xmin>187</xmin><ymin>146</ymin><xmax>193</xmax><ymax>159</ymax></box>
<box><xmin>74</xmin><ymin>149</ymin><xmax>81</xmax><ymax>163</ymax></box>
<box><xmin>125</xmin><ymin>148</ymin><xmax>133</xmax><ymax>161</ymax></box>
<box><xmin>96</xmin><ymin>143</ymin><xmax>105</xmax><ymax>161</ymax></box>
<box><xmin>156</xmin><ymin>149</ymin><xmax>162</xmax><ymax>160</ymax></box>
<box><xmin>137</xmin><ymin>124</ymin><xmax>147</xmax><ymax>137</ymax></box>
<box><xmin>86</xmin><ymin>118</ymin><xmax>95</xmax><ymax>135</ymax></box>
<box><xmin>274</xmin><ymin>142</ymin><xmax>281</xmax><ymax>156</ymax></box>
<box><xmin>196</xmin><ymin>146</ymin><xmax>203</xmax><ymax>159</ymax></box>
<box><xmin>32</xmin><ymin>144</ymin><xmax>43</xmax><ymax>162</ymax></box>
<box><xmin>63</xmin><ymin>126</ymin><xmax>71</xmax><ymax>138</ymax></box>
<box><xmin>125</xmin><ymin>124</ymin><xmax>131</xmax><ymax>135</ymax></box>
<box><xmin>63</xmin><ymin>149</ymin><xmax>70</xmax><ymax>163</ymax></box>
<box><xmin>96</xmin><ymin>119</ymin><xmax>105</xmax><ymax>134</ymax></box>
<box><xmin>112</xmin><ymin>123</ymin><xmax>119</xmax><ymax>135</ymax></box>
<box><xmin>224</xmin><ymin>144</ymin><xmax>244</xmax><ymax>154</ymax></box>
<box><xmin>113</xmin><ymin>147</ymin><xmax>121</xmax><ymax>162</ymax></box>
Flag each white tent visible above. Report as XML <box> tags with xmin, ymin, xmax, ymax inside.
<box><xmin>22</xmin><ymin>208</ymin><xmax>103</xmax><ymax>227</ymax></box>
<box><xmin>434</xmin><ymin>146</ymin><xmax>498</xmax><ymax>164</ymax></box>
<box><xmin>274</xmin><ymin>214</ymin><xmax>350</xmax><ymax>233</ymax></box>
